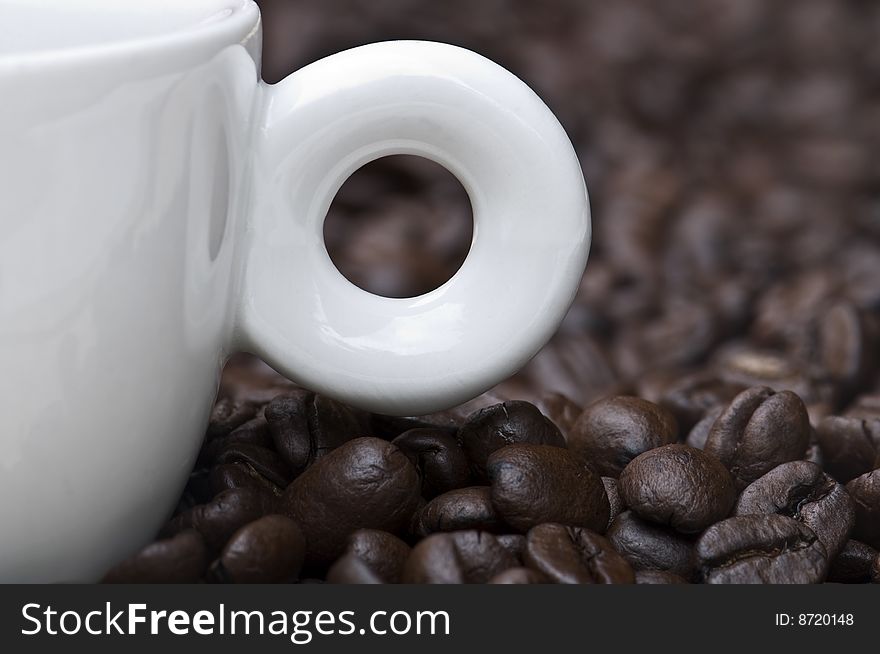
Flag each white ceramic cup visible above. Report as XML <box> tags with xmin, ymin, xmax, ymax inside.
<box><xmin>0</xmin><ymin>0</ymin><xmax>590</xmax><ymax>582</ymax></box>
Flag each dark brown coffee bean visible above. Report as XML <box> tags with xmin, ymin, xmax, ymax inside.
<box><xmin>613</xmin><ymin>298</ymin><xmax>721</xmax><ymax>375</ymax></box>
<box><xmin>660</xmin><ymin>373</ymin><xmax>746</xmax><ymax>433</ymax></box>
<box><xmin>487</xmin><ymin>444</ymin><xmax>609</xmax><ymax>533</ymax></box>
<box><xmin>201</xmin><ymin>416</ymin><xmax>272</xmax><ymax>463</ymax></box>
<box><xmin>326</xmin><ymin>554</ymin><xmax>384</xmax><ymax>584</ymax></box>
<box><xmin>569</xmin><ymin>396</ymin><xmax>678</xmax><ymax>477</ymax></box>
<box><xmin>265</xmin><ymin>392</ymin><xmax>364</xmax><ymax>478</ymax></box>
<box><xmin>209</xmin><ymin>515</ymin><xmax>305</xmax><ymax>583</ymax></box>
<box><xmin>818</xmin><ymin>301</ymin><xmax>874</xmax><ymax>395</ymax></box>
<box><xmin>827</xmin><ymin>540</ymin><xmax>878</xmax><ymax>583</ymax></box>
<box><xmin>685</xmin><ymin>406</ymin><xmax>723</xmax><ymax>450</ymax></box>
<box><xmin>607</xmin><ymin>511</ymin><xmax>696</xmax><ymax>580</ymax></box>
<box><xmin>402</xmin><ymin>531</ymin><xmax>518</xmax><ymax>583</ymax></box>
<box><xmin>533</xmin><ymin>392</ymin><xmax>582</xmax><ymax>441</ymax></box>
<box><xmin>751</xmin><ymin>266</ymin><xmax>834</xmax><ymax>336</ymax></box>
<box><xmin>214</xmin><ymin>443</ymin><xmax>290</xmax><ymax>487</ymax></box>
<box><xmin>845</xmin><ymin>468</ymin><xmax>880</xmax><ymax>549</ymax></box>
<box><xmin>714</xmin><ymin>347</ymin><xmax>826</xmax><ymax>405</ymax></box>
<box><xmin>209</xmin><ymin>463</ymin><xmax>283</xmax><ymax>497</ymax></box>
<box><xmin>734</xmin><ymin>461</ymin><xmax>854</xmax><ymax>558</ymax></box>
<box><xmin>495</xmin><ymin>534</ymin><xmax>527</xmax><ymax>563</ymax></box>
<box><xmin>345</xmin><ymin>529</ymin><xmax>411</xmax><ymax>584</ymax></box>
<box><xmin>207</xmin><ymin>397</ymin><xmax>260</xmax><ymax>440</ymax></box>
<box><xmin>413</xmin><ymin>487</ymin><xmax>505</xmax><ymax>536</ymax></box>
<box><xmin>281</xmin><ymin>438</ymin><xmax>421</xmax><ymax>565</ymax></box>
<box><xmin>618</xmin><ymin>444</ymin><xmax>735</xmax><ymax>533</ymax></box>
<box><xmin>488</xmin><ymin>567</ymin><xmax>550</xmax><ymax>584</ymax></box>
<box><xmin>102</xmin><ymin>530</ymin><xmax>207</xmax><ymax>583</ymax></box>
<box><xmin>696</xmin><ymin>515</ymin><xmax>828</xmax><ymax>584</ymax></box>
<box><xmin>634</xmin><ymin>570</ymin><xmax>689</xmax><ymax>584</ymax></box>
<box><xmin>523</xmin><ymin>523</ymin><xmax>634</xmax><ymax>584</ymax></box>
<box><xmin>601</xmin><ymin>477</ymin><xmax>624</xmax><ymax>528</ymax></box>
<box><xmin>392</xmin><ymin>428</ymin><xmax>471</xmax><ymax>498</ymax></box>
<box><xmin>165</xmin><ymin>487</ymin><xmax>272</xmax><ymax>553</ymax></box>
<box><xmin>458</xmin><ymin>401</ymin><xmax>565</xmax><ymax>479</ymax></box>
<box><xmin>704</xmin><ymin>386</ymin><xmax>811</xmax><ymax>488</ymax></box>
<box><xmin>816</xmin><ymin>416</ymin><xmax>880</xmax><ymax>482</ymax></box>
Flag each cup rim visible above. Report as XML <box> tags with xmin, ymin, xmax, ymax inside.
<box><xmin>0</xmin><ymin>0</ymin><xmax>260</xmax><ymax>70</ymax></box>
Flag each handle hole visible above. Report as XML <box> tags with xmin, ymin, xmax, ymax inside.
<box><xmin>323</xmin><ymin>155</ymin><xmax>473</xmax><ymax>299</ymax></box>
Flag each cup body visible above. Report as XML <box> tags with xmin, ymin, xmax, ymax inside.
<box><xmin>0</xmin><ymin>1</ymin><xmax>262</xmax><ymax>581</ymax></box>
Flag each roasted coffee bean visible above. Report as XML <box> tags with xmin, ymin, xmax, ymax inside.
<box><xmin>265</xmin><ymin>392</ymin><xmax>364</xmax><ymax>478</ymax></box>
<box><xmin>601</xmin><ymin>477</ymin><xmax>624</xmax><ymax>528</ymax></box>
<box><xmin>612</xmin><ymin>298</ymin><xmax>721</xmax><ymax>375</ymax></box>
<box><xmin>634</xmin><ymin>570</ymin><xmax>689</xmax><ymax>584</ymax></box>
<box><xmin>392</xmin><ymin>428</ymin><xmax>471</xmax><ymax>498</ymax></box>
<box><xmin>487</xmin><ymin>444</ymin><xmax>609</xmax><ymax>533</ymax></box>
<box><xmin>660</xmin><ymin>373</ymin><xmax>746</xmax><ymax>433</ymax></box>
<box><xmin>344</xmin><ymin>529</ymin><xmax>411</xmax><ymax>584</ymax></box>
<box><xmin>750</xmin><ymin>272</ymin><xmax>835</xmax><ymax>349</ymax></box>
<box><xmin>495</xmin><ymin>534</ymin><xmax>527</xmax><ymax>563</ymax></box>
<box><xmin>488</xmin><ymin>567</ymin><xmax>549</xmax><ymax>584</ymax></box>
<box><xmin>201</xmin><ymin>416</ymin><xmax>272</xmax><ymax>463</ymax></box>
<box><xmin>326</xmin><ymin>554</ymin><xmax>384</xmax><ymax>584</ymax></box>
<box><xmin>207</xmin><ymin>397</ymin><xmax>260</xmax><ymax>440</ymax></box>
<box><xmin>872</xmin><ymin>553</ymin><xmax>880</xmax><ymax>583</ymax></box>
<box><xmin>402</xmin><ymin>531</ymin><xmax>518</xmax><ymax>584</ymax></box>
<box><xmin>845</xmin><ymin>469</ymin><xmax>880</xmax><ymax>549</ymax></box>
<box><xmin>696</xmin><ymin>515</ymin><xmax>828</xmax><ymax>584</ymax></box>
<box><xmin>102</xmin><ymin>530</ymin><xmax>207</xmax><ymax>583</ymax></box>
<box><xmin>523</xmin><ymin>523</ymin><xmax>634</xmax><ymax>584</ymax></box>
<box><xmin>618</xmin><ymin>444</ymin><xmax>735</xmax><ymax>533</ymax></box>
<box><xmin>209</xmin><ymin>515</ymin><xmax>305</xmax><ymax>583</ymax></box>
<box><xmin>704</xmin><ymin>386</ymin><xmax>811</xmax><ymax>489</ymax></box>
<box><xmin>816</xmin><ymin>416</ymin><xmax>880</xmax><ymax>482</ymax></box>
<box><xmin>281</xmin><ymin>438</ymin><xmax>421</xmax><ymax>565</ymax></box>
<box><xmin>413</xmin><ymin>487</ymin><xmax>505</xmax><ymax>536</ymax></box>
<box><xmin>734</xmin><ymin>461</ymin><xmax>854</xmax><ymax>558</ymax></box>
<box><xmin>458</xmin><ymin>401</ymin><xmax>565</xmax><ymax>479</ymax></box>
<box><xmin>713</xmin><ymin>347</ymin><xmax>824</xmax><ymax>405</ymax></box>
<box><xmin>164</xmin><ymin>488</ymin><xmax>272</xmax><ymax>553</ymax></box>
<box><xmin>209</xmin><ymin>463</ymin><xmax>283</xmax><ymax>497</ymax></box>
<box><xmin>818</xmin><ymin>301</ymin><xmax>875</xmax><ymax>395</ymax></box>
<box><xmin>827</xmin><ymin>540</ymin><xmax>878</xmax><ymax>583</ymax></box>
<box><xmin>214</xmin><ymin>443</ymin><xmax>290</xmax><ymax>487</ymax></box>
<box><xmin>685</xmin><ymin>406</ymin><xmax>723</xmax><ymax>450</ymax></box>
<box><xmin>569</xmin><ymin>396</ymin><xmax>678</xmax><ymax>477</ymax></box>
<box><xmin>533</xmin><ymin>392</ymin><xmax>582</xmax><ymax>441</ymax></box>
<box><xmin>607</xmin><ymin>511</ymin><xmax>696</xmax><ymax>580</ymax></box>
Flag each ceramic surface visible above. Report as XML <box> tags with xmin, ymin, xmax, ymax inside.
<box><xmin>0</xmin><ymin>0</ymin><xmax>590</xmax><ymax>581</ymax></box>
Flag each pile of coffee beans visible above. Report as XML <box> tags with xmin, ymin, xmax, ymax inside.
<box><xmin>102</xmin><ymin>363</ymin><xmax>880</xmax><ymax>584</ymax></box>
<box><xmin>103</xmin><ymin>0</ymin><xmax>880</xmax><ymax>582</ymax></box>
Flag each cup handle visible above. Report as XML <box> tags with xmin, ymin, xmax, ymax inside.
<box><xmin>235</xmin><ymin>40</ymin><xmax>590</xmax><ymax>415</ymax></box>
